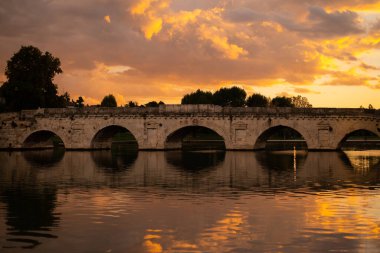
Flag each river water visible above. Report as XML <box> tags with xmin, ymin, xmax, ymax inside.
<box><xmin>0</xmin><ymin>149</ymin><xmax>380</xmax><ymax>253</ymax></box>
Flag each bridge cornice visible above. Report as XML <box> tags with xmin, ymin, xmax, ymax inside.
<box><xmin>1</xmin><ymin>105</ymin><xmax>379</xmax><ymax>119</ymax></box>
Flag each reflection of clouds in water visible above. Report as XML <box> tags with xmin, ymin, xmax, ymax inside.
<box><xmin>1</xmin><ymin>151</ymin><xmax>380</xmax><ymax>251</ymax></box>
<box><xmin>141</xmin><ymin>208</ymin><xmax>249</xmax><ymax>253</ymax></box>
<box><xmin>304</xmin><ymin>195</ymin><xmax>380</xmax><ymax>247</ymax></box>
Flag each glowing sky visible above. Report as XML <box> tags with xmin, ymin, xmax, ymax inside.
<box><xmin>1</xmin><ymin>0</ymin><xmax>380</xmax><ymax>107</ymax></box>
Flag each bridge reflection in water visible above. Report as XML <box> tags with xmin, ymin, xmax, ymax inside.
<box><xmin>0</xmin><ymin>150</ymin><xmax>380</xmax><ymax>252</ymax></box>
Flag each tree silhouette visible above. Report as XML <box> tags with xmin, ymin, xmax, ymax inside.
<box><xmin>181</xmin><ymin>89</ymin><xmax>213</xmax><ymax>104</ymax></box>
<box><xmin>101</xmin><ymin>94</ymin><xmax>117</xmax><ymax>107</ymax></box>
<box><xmin>212</xmin><ymin>86</ymin><xmax>246</xmax><ymax>107</ymax></box>
<box><xmin>271</xmin><ymin>96</ymin><xmax>294</xmax><ymax>107</ymax></box>
<box><xmin>126</xmin><ymin>101</ymin><xmax>138</xmax><ymax>107</ymax></box>
<box><xmin>0</xmin><ymin>45</ymin><xmax>66</xmax><ymax>111</ymax></box>
<box><xmin>145</xmin><ymin>101</ymin><xmax>164</xmax><ymax>107</ymax></box>
<box><xmin>75</xmin><ymin>96</ymin><xmax>84</xmax><ymax>108</ymax></box>
<box><xmin>246</xmin><ymin>93</ymin><xmax>269</xmax><ymax>107</ymax></box>
<box><xmin>291</xmin><ymin>95</ymin><xmax>312</xmax><ymax>108</ymax></box>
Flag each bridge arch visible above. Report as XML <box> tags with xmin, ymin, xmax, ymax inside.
<box><xmin>23</xmin><ymin>130</ymin><xmax>65</xmax><ymax>149</ymax></box>
<box><xmin>91</xmin><ymin>125</ymin><xmax>139</xmax><ymax>149</ymax></box>
<box><xmin>165</xmin><ymin>125</ymin><xmax>226</xmax><ymax>150</ymax></box>
<box><xmin>337</xmin><ymin>129</ymin><xmax>380</xmax><ymax>150</ymax></box>
<box><xmin>254</xmin><ymin>125</ymin><xmax>309</xmax><ymax>150</ymax></box>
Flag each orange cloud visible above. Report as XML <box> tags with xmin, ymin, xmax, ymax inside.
<box><xmin>142</xmin><ymin>16</ymin><xmax>163</xmax><ymax>40</ymax></box>
<box><xmin>198</xmin><ymin>24</ymin><xmax>248</xmax><ymax>60</ymax></box>
<box><xmin>130</xmin><ymin>0</ymin><xmax>170</xmax><ymax>39</ymax></box>
<box><xmin>104</xmin><ymin>15</ymin><xmax>111</xmax><ymax>24</ymax></box>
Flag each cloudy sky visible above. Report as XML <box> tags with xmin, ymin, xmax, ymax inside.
<box><xmin>1</xmin><ymin>0</ymin><xmax>380</xmax><ymax>107</ymax></box>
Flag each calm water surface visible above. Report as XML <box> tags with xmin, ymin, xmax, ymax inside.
<box><xmin>0</xmin><ymin>149</ymin><xmax>380</xmax><ymax>253</ymax></box>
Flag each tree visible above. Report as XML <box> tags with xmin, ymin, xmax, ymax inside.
<box><xmin>0</xmin><ymin>45</ymin><xmax>64</xmax><ymax>111</ymax></box>
<box><xmin>212</xmin><ymin>86</ymin><xmax>246</xmax><ymax>107</ymax></box>
<box><xmin>246</xmin><ymin>93</ymin><xmax>269</xmax><ymax>107</ymax></box>
<box><xmin>126</xmin><ymin>101</ymin><xmax>138</xmax><ymax>107</ymax></box>
<box><xmin>271</xmin><ymin>96</ymin><xmax>294</xmax><ymax>107</ymax></box>
<box><xmin>291</xmin><ymin>95</ymin><xmax>312</xmax><ymax>108</ymax></box>
<box><xmin>75</xmin><ymin>96</ymin><xmax>84</xmax><ymax>108</ymax></box>
<box><xmin>181</xmin><ymin>89</ymin><xmax>213</xmax><ymax>104</ymax></box>
<box><xmin>101</xmin><ymin>94</ymin><xmax>117</xmax><ymax>107</ymax></box>
<box><xmin>0</xmin><ymin>88</ymin><xmax>5</xmax><ymax>112</ymax></box>
<box><xmin>57</xmin><ymin>92</ymin><xmax>71</xmax><ymax>107</ymax></box>
<box><xmin>145</xmin><ymin>101</ymin><xmax>164</xmax><ymax>107</ymax></box>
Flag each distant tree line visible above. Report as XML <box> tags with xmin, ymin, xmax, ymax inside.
<box><xmin>98</xmin><ymin>94</ymin><xmax>165</xmax><ymax>108</ymax></box>
<box><xmin>181</xmin><ymin>87</ymin><xmax>313</xmax><ymax>108</ymax></box>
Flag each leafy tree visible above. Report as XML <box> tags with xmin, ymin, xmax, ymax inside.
<box><xmin>271</xmin><ymin>96</ymin><xmax>294</xmax><ymax>107</ymax></box>
<box><xmin>75</xmin><ymin>96</ymin><xmax>84</xmax><ymax>108</ymax></box>
<box><xmin>246</xmin><ymin>93</ymin><xmax>269</xmax><ymax>107</ymax></box>
<box><xmin>181</xmin><ymin>89</ymin><xmax>213</xmax><ymax>104</ymax></box>
<box><xmin>212</xmin><ymin>86</ymin><xmax>246</xmax><ymax>107</ymax></box>
<box><xmin>101</xmin><ymin>94</ymin><xmax>117</xmax><ymax>107</ymax></box>
<box><xmin>291</xmin><ymin>95</ymin><xmax>312</xmax><ymax>108</ymax></box>
<box><xmin>0</xmin><ymin>45</ymin><xmax>64</xmax><ymax>111</ymax></box>
<box><xmin>145</xmin><ymin>101</ymin><xmax>164</xmax><ymax>107</ymax></box>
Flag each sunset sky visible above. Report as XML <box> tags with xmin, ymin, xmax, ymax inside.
<box><xmin>1</xmin><ymin>0</ymin><xmax>380</xmax><ymax>107</ymax></box>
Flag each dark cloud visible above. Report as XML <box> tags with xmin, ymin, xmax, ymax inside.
<box><xmin>371</xmin><ymin>19</ymin><xmax>380</xmax><ymax>31</ymax></box>
<box><xmin>281</xmin><ymin>6</ymin><xmax>364</xmax><ymax>38</ymax></box>
<box><xmin>223</xmin><ymin>7</ymin><xmax>266</xmax><ymax>23</ymax></box>
<box><xmin>171</xmin><ymin>0</ymin><xmax>220</xmax><ymax>11</ymax></box>
<box><xmin>360</xmin><ymin>62</ymin><xmax>380</xmax><ymax>70</ymax></box>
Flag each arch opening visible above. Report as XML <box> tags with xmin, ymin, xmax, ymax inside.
<box><xmin>254</xmin><ymin>126</ymin><xmax>307</xmax><ymax>151</ymax></box>
<box><xmin>91</xmin><ymin>125</ymin><xmax>138</xmax><ymax>150</ymax></box>
<box><xmin>165</xmin><ymin>126</ymin><xmax>226</xmax><ymax>150</ymax></box>
<box><xmin>23</xmin><ymin>130</ymin><xmax>65</xmax><ymax>149</ymax></box>
<box><xmin>339</xmin><ymin>129</ymin><xmax>380</xmax><ymax>150</ymax></box>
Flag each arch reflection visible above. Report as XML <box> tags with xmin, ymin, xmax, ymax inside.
<box><xmin>165</xmin><ymin>150</ymin><xmax>225</xmax><ymax>172</ymax></box>
<box><xmin>342</xmin><ymin>150</ymin><xmax>380</xmax><ymax>174</ymax></box>
<box><xmin>23</xmin><ymin>148</ymin><xmax>65</xmax><ymax>167</ymax></box>
<box><xmin>255</xmin><ymin>150</ymin><xmax>308</xmax><ymax>171</ymax></box>
<box><xmin>91</xmin><ymin>148</ymin><xmax>138</xmax><ymax>171</ymax></box>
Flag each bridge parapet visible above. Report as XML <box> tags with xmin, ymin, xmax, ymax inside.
<box><xmin>1</xmin><ymin>105</ymin><xmax>379</xmax><ymax>119</ymax></box>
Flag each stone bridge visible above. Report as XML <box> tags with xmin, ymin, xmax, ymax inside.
<box><xmin>0</xmin><ymin>105</ymin><xmax>379</xmax><ymax>150</ymax></box>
